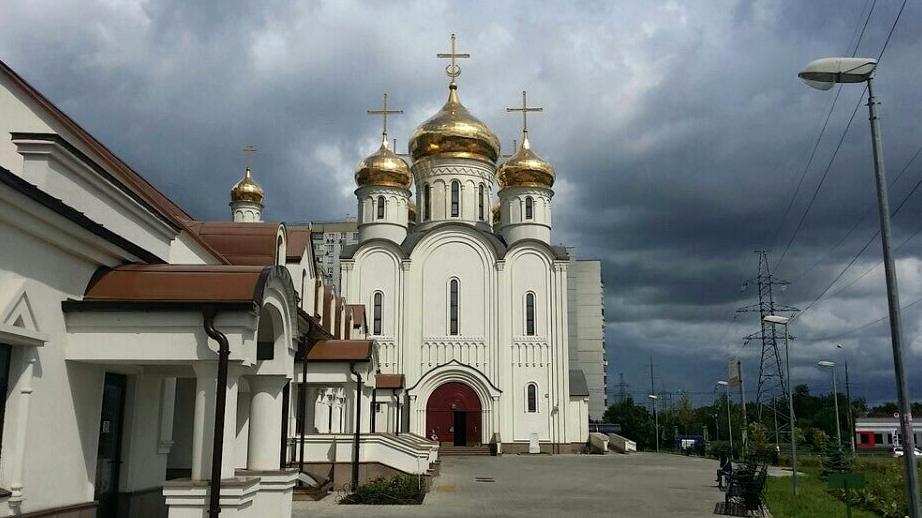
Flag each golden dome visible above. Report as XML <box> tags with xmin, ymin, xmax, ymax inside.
<box><xmin>355</xmin><ymin>140</ymin><xmax>412</xmax><ymax>189</ymax></box>
<box><xmin>409</xmin><ymin>86</ymin><xmax>500</xmax><ymax>164</ymax></box>
<box><xmin>497</xmin><ymin>135</ymin><xmax>555</xmax><ymax>189</ymax></box>
<box><xmin>408</xmin><ymin>200</ymin><xmax>417</xmax><ymax>223</ymax></box>
<box><xmin>230</xmin><ymin>167</ymin><xmax>265</xmax><ymax>205</ymax></box>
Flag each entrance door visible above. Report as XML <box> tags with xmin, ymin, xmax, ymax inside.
<box><xmin>95</xmin><ymin>373</ymin><xmax>127</xmax><ymax>518</ymax></box>
<box><xmin>453</xmin><ymin>411</ymin><xmax>467</xmax><ymax>446</ymax></box>
<box><xmin>426</xmin><ymin>382</ymin><xmax>482</xmax><ymax>446</ymax></box>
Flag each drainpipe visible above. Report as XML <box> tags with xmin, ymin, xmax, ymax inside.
<box><xmin>395</xmin><ymin>389</ymin><xmax>401</xmax><ymax>436</ymax></box>
<box><xmin>203</xmin><ymin>308</ymin><xmax>231</xmax><ymax>518</ymax></box>
<box><xmin>298</xmin><ymin>336</ymin><xmax>309</xmax><ymax>486</ymax></box>
<box><xmin>370</xmin><ymin>387</ymin><xmax>377</xmax><ymax>433</ymax></box>
<box><xmin>349</xmin><ymin>362</ymin><xmax>362</xmax><ymax>490</ymax></box>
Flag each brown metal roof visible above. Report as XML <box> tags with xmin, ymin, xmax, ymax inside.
<box><xmin>187</xmin><ymin>222</ymin><xmax>282</xmax><ymax>266</ymax></box>
<box><xmin>0</xmin><ymin>60</ymin><xmax>230</xmax><ymax>265</ymax></box>
<box><xmin>286</xmin><ymin>229</ymin><xmax>311</xmax><ymax>262</ymax></box>
<box><xmin>306</xmin><ymin>340</ymin><xmax>373</xmax><ymax>362</ymax></box>
<box><xmin>80</xmin><ymin>264</ymin><xmax>270</xmax><ymax>304</ymax></box>
<box><xmin>375</xmin><ymin>373</ymin><xmax>404</xmax><ymax>389</ymax></box>
<box><xmin>347</xmin><ymin>304</ymin><xmax>365</xmax><ymax>328</ymax></box>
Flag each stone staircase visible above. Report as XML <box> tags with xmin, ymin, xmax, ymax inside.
<box><xmin>439</xmin><ymin>445</ymin><xmax>491</xmax><ymax>456</ymax></box>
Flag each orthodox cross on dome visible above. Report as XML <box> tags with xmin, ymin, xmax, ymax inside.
<box><xmin>367</xmin><ymin>93</ymin><xmax>403</xmax><ymax>147</ymax></box>
<box><xmin>242</xmin><ymin>145</ymin><xmax>257</xmax><ymax>169</ymax></box>
<box><xmin>437</xmin><ymin>33</ymin><xmax>470</xmax><ymax>87</ymax></box>
<box><xmin>506</xmin><ymin>90</ymin><xmax>543</xmax><ymax>139</ymax></box>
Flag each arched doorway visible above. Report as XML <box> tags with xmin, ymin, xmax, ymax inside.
<box><xmin>426</xmin><ymin>382</ymin><xmax>482</xmax><ymax>446</ymax></box>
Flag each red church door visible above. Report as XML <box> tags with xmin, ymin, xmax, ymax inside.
<box><xmin>426</xmin><ymin>382</ymin><xmax>482</xmax><ymax>446</ymax></box>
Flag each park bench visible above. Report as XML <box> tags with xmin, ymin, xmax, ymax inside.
<box><xmin>716</xmin><ymin>463</ymin><xmax>767</xmax><ymax>516</ymax></box>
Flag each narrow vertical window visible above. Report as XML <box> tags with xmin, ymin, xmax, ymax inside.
<box><xmin>525</xmin><ymin>197</ymin><xmax>534</xmax><ymax>220</ymax></box>
<box><xmin>526</xmin><ymin>292</ymin><xmax>536</xmax><ymax>336</ymax></box>
<box><xmin>376</xmin><ymin>196</ymin><xmax>386</xmax><ymax>220</ymax></box>
<box><xmin>424</xmin><ymin>184</ymin><xmax>431</xmax><ymax>220</ymax></box>
<box><xmin>449</xmin><ymin>279</ymin><xmax>459</xmax><ymax>335</ymax></box>
<box><xmin>373</xmin><ymin>292</ymin><xmax>383</xmax><ymax>335</ymax></box>
<box><xmin>478</xmin><ymin>184</ymin><xmax>485</xmax><ymax>220</ymax></box>
<box><xmin>451</xmin><ymin>181</ymin><xmax>460</xmax><ymax>217</ymax></box>
<box><xmin>527</xmin><ymin>383</ymin><xmax>538</xmax><ymax>413</ymax></box>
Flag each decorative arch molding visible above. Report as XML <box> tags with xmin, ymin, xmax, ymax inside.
<box><xmin>504</xmin><ymin>239</ymin><xmax>569</xmax><ymax>263</ymax></box>
<box><xmin>408</xmin><ymin>224</ymin><xmax>500</xmax><ymax>267</ymax></box>
<box><xmin>406</xmin><ymin>359</ymin><xmax>502</xmax><ymax>402</ymax></box>
<box><xmin>346</xmin><ymin>237</ymin><xmax>407</xmax><ymax>262</ymax></box>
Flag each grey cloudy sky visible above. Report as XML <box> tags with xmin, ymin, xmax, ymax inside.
<box><xmin>3</xmin><ymin>0</ymin><xmax>922</xmax><ymax>406</ymax></box>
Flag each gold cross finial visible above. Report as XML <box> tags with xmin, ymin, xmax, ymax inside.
<box><xmin>506</xmin><ymin>90</ymin><xmax>543</xmax><ymax>136</ymax></box>
<box><xmin>367</xmin><ymin>93</ymin><xmax>403</xmax><ymax>146</ymax></box>
<box><xmin>242</xmin><ymin>145</ymin><xmax>257</xmax><ymax>170</ymax></box>
<box><xmin>437</xmin><ymin>33</ymin><xmax>470</xmax><ymax>87</ymax></box>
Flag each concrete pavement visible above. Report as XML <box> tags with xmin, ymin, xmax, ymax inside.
<box><xmin>292</xmin><ymin>452</ymin><xmax>725</xmax><ymax>517</ymax></box>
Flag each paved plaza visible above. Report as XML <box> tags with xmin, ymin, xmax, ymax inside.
<box><xmin>292</xmin><ymin>452</ymin><xmax>726</xmax><ymax>517</ymax></box>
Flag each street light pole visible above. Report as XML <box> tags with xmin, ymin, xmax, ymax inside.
<box><xmin>800</xmin><ymin>58</ymin><xmax>920</xmax><ymax>517</ymax></box>
<box><xmin>837</xmin><ymin>345</ymin><xmax>856</xmax><ymax>453</ymax></box>
<box><xmin>718</xmin><ymin>381</ymin><xmax>733</xmax><ymax>458</ymax></box>
<box><xmin>866</xmin><ymin>77</ymin><xmax>921</xmax><ymax>516</ymax></box>
<box><xmin>649</xmin><ymin>394</ymin><xmax>660</xmax><ymax>453</ymax></box>
<box><xmin>819</xmin><ymin>361</ymin><xmax>842</xmax><ymax>447</ymax></box>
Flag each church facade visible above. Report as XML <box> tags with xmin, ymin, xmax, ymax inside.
<box><xmin>340</xmin><ymin>57</ymin><xmax>591</xmax><ymax>451</ymax></box>
<box><xmin>0</xmin><ymin>34</ymin><xmax>602</xmax><ymax>518</ymax></box>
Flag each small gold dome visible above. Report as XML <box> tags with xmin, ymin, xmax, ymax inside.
<box><xmin>355</xmin><ymin>141</ymin><xmax>412</xmax><ymax>189</ymax></box>
<box><xmin>408</xmin><ymin>200</ymin><xmax>417</xmax><ymax>224</ymax></box>
<box><xmin>497</xmin><ymin>135</ymin><xmax>555</xmax><ymax>189</ymax></box>
<box><xmin>230</xmin><ymin>167</ymin><xmax>265</xmax><ymax>205</ymax></box>
<box><xmin>409</xmin><ymin>86</ymin><xmax>500</xmax><ymax>164</ymax></box>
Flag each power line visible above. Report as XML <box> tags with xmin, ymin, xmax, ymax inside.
<box><xmin>802</xmin><ymin>293</ymin><xmax>922</xmax><ymax>342</ymax></box>
<box><xmin>796</xmin><ymin>144</ymin><xmax>922</xmax><ymax>317</ymax></box>
<box><xmin>774</xmin><ymin>87</ymin><xmax>867</xmax><ymax>272</ymax></box>
<box><xmin>788</xmin><ymin>143</ymin><xmax>922</xmax><ymax>285</ymax></box>
<box><xmin>768</xmin><ymin>0</ymin><xmax>880</xmax><ymax>266</ymax></box>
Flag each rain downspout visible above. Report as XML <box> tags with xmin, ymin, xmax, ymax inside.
<box><xmin>203</xmin><ymin>308</ymin><xmax>231</xmax><ymax>518</ymax></box>
<box><xmin>349</xmin><ymin>362</ymin><xmax>362</xmax><ymax>489</ymax></box>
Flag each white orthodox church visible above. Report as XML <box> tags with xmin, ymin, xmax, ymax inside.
<box><xmin>0</xmin><ymin>35</ymin><xmax>602</xmax><ymax>518</ymax></box>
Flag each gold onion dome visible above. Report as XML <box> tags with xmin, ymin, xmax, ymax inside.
<box><xmin>497</xmin><ymin>135</ymin><xmax>555</xmax><ymax>189</ymax></box>
<box><xmin>230</xmin><ymin>167</ymin><xmax>265</xmax><ymax>205</ymax></box>
<box><xmin>354</xmin><ymin>140</ymin><xmax>412</xmax><ymax>189</ymax></box>
<box><xmin>409</xmin><ymin>86</ymin><xmax>501</xmax><ymax>164</ymax></box>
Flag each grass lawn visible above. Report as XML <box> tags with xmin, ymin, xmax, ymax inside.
<box><xmin>765</xmin><ymin>467</ymin><xmax>880</xmax><ymax>518</ymax></box>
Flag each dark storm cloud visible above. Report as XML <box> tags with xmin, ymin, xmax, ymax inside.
<box><xmin>3</xmin><ymin>0</ymin><xmax>922</xmax><ymax>404</ymax></box>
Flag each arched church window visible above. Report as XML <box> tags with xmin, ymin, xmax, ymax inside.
<box><xmin>525</xmin><ymin>292</ymin><xmax>536</xmax><ymax>336</ymax></box>
<box><xmin>376</xmin><ymin>196</ymin><xmax>386</xmax><ymax>220</ymax></box>
<box><xmin>451</xmin><ymin>181</ymin><xmax>460</xmax><ymax>217</ymax></box>
<box><xmin>424</xmin><ymin>184</ymin><xmax>431</xmax><ymax>220</ymax></box>
<box><xmin>373</xmin><ymin>291</ymin><xmax>383</xmax><ymax>335</ymax></box>
<box><xmin>478</xmin><ymin>184</ymin><xmax>485</xmax><ymax>220</ymax></box>
<box><xmin>525</xmin><ymin>196</ymin><xmax>534</xmax><ymax>220</ymax></box>
<box><xmin>527</xmin><ymin>383</ymin><xmax>538</xmax><ymax>413</ymax></box>
<box><xmin>449</xmin><ymin>278</ymin><xmax>459</xmax><ymax>335</ymax></box>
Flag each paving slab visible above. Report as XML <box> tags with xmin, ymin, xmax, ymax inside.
<box><xmin>292</xmin><ymin>452</ymin><xmax>726</xmax><ymax>517</ymax></box>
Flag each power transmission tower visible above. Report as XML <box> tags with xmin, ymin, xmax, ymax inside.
<box><xmin>616</xmin><ymin>373</ymin><xmax>630</xmax><ymax>403</ymax></box>
<box><xmin>737</xmin><ymin>250</ymin><xmax>799</xmax><ymax>428</ymax></box>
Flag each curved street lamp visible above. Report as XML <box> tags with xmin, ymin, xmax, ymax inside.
<box><xmin>817</xmin><ymin>360</ymin><xmax>842</xmax><ymax>447</ymax></box>
<box><xmin>764</xmin><ymin>314</ymin><xmax>797</xmax><ymax>496</ymax></box>
<box><xmin>800</xmin><ymin>56</ymin><xmax>920</xmax><ymax>518</ymax></box>
<box><xmin>717</xmin><ymin>381</ymin><xmax>733</xmax><ymax>457</ymax></box>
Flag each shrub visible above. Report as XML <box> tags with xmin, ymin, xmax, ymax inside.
<box><xmin>339</xmin><ymin>474</ymin><xmax>425</xmax><ymax>505</ymax></box>
<box><xmin>820</xmin><ymin>445</ymin><xmax>852</xmax><ymax>480</ymax></box>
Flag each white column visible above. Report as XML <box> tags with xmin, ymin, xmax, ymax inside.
<box><xmin>8</xmin><ymin>348</ymin><xmax>36</xmax><ymax>511</ymax></box>
<box><xmin>191</xmin><ymin>361</ymin><xmax>240</xmax><ymax>480</ymax></box>
<box><xmin>246</xmin><ymin>375</ymin><xmax>288</xmax><ymax>471</ymax></box>
<box><xmin>159</xmin><ymin>377</ymin><xmax>177</xmax><ymax>454</ymax></box>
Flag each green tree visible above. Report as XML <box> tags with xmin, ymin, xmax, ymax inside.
<box><xmin>602</xmin><ymin>397</ymin><xmax>656</xmax><ymax>450</ymax></box>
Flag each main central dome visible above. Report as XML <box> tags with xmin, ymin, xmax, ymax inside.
<box><xmin>409</xmin><ymin>86</ymin><xmax>500</xmax><ymax>164</ymax></box>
